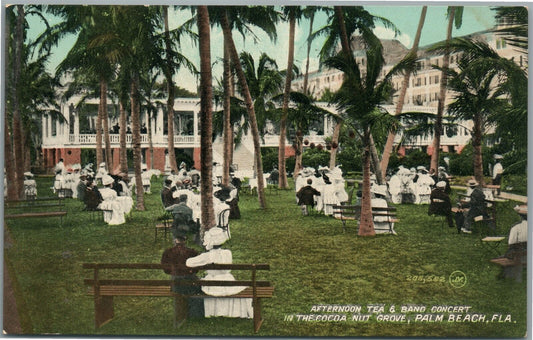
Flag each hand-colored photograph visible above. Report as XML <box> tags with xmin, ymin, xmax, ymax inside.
<box><xmin>2</xmin><ymin>2</ymin><xmax>528</xmax><ymax>338</ymax></box>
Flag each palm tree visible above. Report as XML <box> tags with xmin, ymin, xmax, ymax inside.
<box><xmin>10</xmin><ymin>4</ymin><xmax>26</xmax><ymax>198</ymax></box>
<box><xmin>197</xmin><ymin>5</ymin><xmax>216</xmax><ymax>232</ymax></box>
<box><xmin>492</xmin><ymin>6</ymin><xmax>528</xmax><ymax>52</ymax></box>
<box><xmin>380</xmin><ymin>6</ymin><xmax>427</xmax><ymax>177</ymax></box>
<box><xmin>161</xmin><ymin>7</ymin><xmax>197</xmax><ymax>174</ymax></box>
<box><xmin>278</xmin><ymin>6</ymin><xmax>305</xmax><ymax>189</ymax></box>
<box><xmin>238</xmin><ymin>51</ymin><xmax>283</xmax><ymax>141</ymax></box>
<box><xmin>430</xmin><ymin>38</ymin><xmax>523</xmax><ymax>185</ymax></box>
<box><xmin>217</xmin><ymin>6</ymin><xmax>280</xmax><ymax>209</ymax></box>
<box><xmin>429</xmin><ymin>7</ymin><xmax>463</xmax><ymax>176</ymax></box>
<box><xmin>313</xmin><ymin>6</ymin><xmax>399</xmax><ymax>178</ymax></box>
<box><xmin>325</xmin><ymin>16</ymin><xmax>413</xmax><ymax>236</ymax></box>
<box><xmin>275</xmin><ymin>91</ymin><xmax>332</xmax><ymax>177</ymax></box>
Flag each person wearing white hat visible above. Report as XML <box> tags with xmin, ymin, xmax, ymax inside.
<box><xmin>414</xmin><ymin>167</ymin><xmax>435</xmax><ymax>205</ymax></box>
<box><xmin>388</xmin><ymin>169</ymin><xmax>402</xmax><ymax>204</ymax></box>
<box><xmin>141</xmin><ymin>164</ymin><xmax>152</xmax><ymax>193</ymax></box>
<box><xmin>492</xmin><ymin>205</ymin><xmax>528</xmax><ymax>281</ymax></box>
<box><xmin>492</xmin><ymin>155</ymin><xmax>504</xmax><ymax>195</ymax></box>
<box><xmin>428</xmin><ymin>181</ymin><xmax>454</xmax><ymax>228</ymax></box>
<box><xmin>456</xmin><ymin>179</ymin><xmax>493</xmax><ymax>234</ymax></box>
<box><xmin>23</xmin><ymin>172</ymin><xmax>37</xmax><ymax>199</ymax></box>
<box><xmin>95</xmin><ymin>162</ymin><xmax>108</xmax><ymax>185</ymax></box>
<box><xmin>371</xmin><ymin>185</ymin><xmax>396</xmax><ymax>235</ymax></box>
<box><xmin>97</xmin><ymin>174</ymin><xmax>126</xmax><ymax>225</ymax></box>
<box><xmin>186</xmin><ymin>227</ymin><xmax>253</xmax><ymax>318</ymax></box>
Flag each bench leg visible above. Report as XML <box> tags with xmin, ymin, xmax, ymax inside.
<box><xmin>173</xmin><ymin>295</ymin><xmax>188</xmax><ymax>328</ymax></box>
<box><xmin>253</xmin><ymin>298</ymin><xmax>263</xmax><ymax>333</ymax></box>
<box><xmin>95</xmin><ymin>295</ymin><xmax>114</xmax><ymax>328</ymax></box>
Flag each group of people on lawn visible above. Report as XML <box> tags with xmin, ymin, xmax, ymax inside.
<box><xmin>160</xmin><ymin>162</ymin><xmax>250</xmax><ymax>322</ymax></box>
<box><xmin>294</xmin><ymin>154</ymin><xmax>508</xmax><ymax>236</ymax></box>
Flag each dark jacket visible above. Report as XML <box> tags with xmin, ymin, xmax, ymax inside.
<box><xmin>161</xmin><ymin>243</ymin><xmax>199</xmax><ymax>276</ymax></box>
<box><xmin>161</xmin><ymin>186</ymin><xmax>178</xmax><ymax>208</ymax></box>
<box><xmin>428</xmin><ymin>187</ymin><xmax>452</xmax><ymax>216</ymax></box>
<box><xmin>297</xmin><ymin>185</ymin><xmax>321</xmax><ymax>206</ymax></box>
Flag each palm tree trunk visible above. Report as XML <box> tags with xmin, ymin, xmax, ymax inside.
<box><xmin>5</xmin><ymin>116</ymin><xmax>18</xmax><ymax>200</ymax></box>
<box><xmin>198</xmin><ymin>5</ymin><xmax>216</xmax><ymax>232</ymax></box>
<box><xmin>148</xmin><ymin>109</ymin><xmax>154</xmax><ymax>169</ymax></box>
<box><xmin>430</xmin><ymin>7</ymin><xmax>455</xmax><ymax>175</ymax></box>
<box><xmin>96</xmin><ymin>78</ymin><xmax>104</xmax><ymax>168</ymax></box>
<box><xmin>293</xmin><ymin>131</ymin><xmax>303</xmax><ymax>178</ymax></box>
<box><xmin>303</xmin><ymin>11</ymin><xmax>314</xmax><ymax>95</ymax></box>
<box><xmin>472</xmin><ymin>113</ymin><xmax>484</xmax><ymax>186</ymax></box>
<box><xmin>278</xmin><ymin>10</ymin><xmax>295</xmax><ymax>189</ymax></box>
<box><xmin>358</xmin><ymin>127</ymin><xmax>375</xmax><ymax>236</ymax></box>
<box><xmin>119</xmin><ymin>99</ymin><xmax>128</xmax><ymax>174</ymax></box>
<box><xmin>380</xmin><ymin>6</ymin><xmax>427</xmax><ymax>177</ymax></box>
<box><xmin>369</xmin><ymin>134</ymin><xmax>384</xmax><ymax>185</ymax></box>
<box><xmin>131</xmin><ymin>71</ymin><xmax>145</xmax><ymax>210</ymax></box>
<box><xmin>328</xmin><ymin>120</ymin><xmax>341</xmax><ymax>168</ymax></box>
<box><xmin>334</xmin><ymin>7</ymin><xmax>351</xmax><ymax>58</ymax></box>
<box><xmin>164</xmin><ymin>5</ymin><xmax>178</xmax><ymax>173</ymax></box>
<box><xmin>101</xmin><ymin>79</ymin><xmax>112</xmax><ymax>171</ymax></box>
<box><xmin>222</xmin><ymin>10</ymin><xmax>267</xmax><ymax>209</ymax></box>
<box><xmin>222</xmin><ymin>40</ymin><xmax>232</xmax><ymax>187</ymax></box>
<box><xmin>12</xmin><ymin>4</ymin><xmax>25</xmax><ymax>197</ymax></box>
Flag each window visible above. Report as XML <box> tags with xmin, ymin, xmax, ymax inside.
<box><xmin>434</xmin><ymin>75</ymin><xmax>439</xmax><ymax>84</ymax></box>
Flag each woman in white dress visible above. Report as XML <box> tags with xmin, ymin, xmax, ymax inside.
<box><xmin>186</xmin><ymin>227</ymin><xmax>253</xmax><ymax>318</ymax></box>
<box><xmin>98</xmin><ymin>175</ymin><xmax>126</xmax><ymax>225</ymax></box>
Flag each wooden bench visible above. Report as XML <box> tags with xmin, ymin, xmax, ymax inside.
<box><xmin>4</xmin><ymin>197</ymin><xmax>67</xmax><ymax>225</ymax></box>
<box><xmin>83</xmin><ymin>263</ymin><xmax>273</xmax><ymax>332</ymax></box>
<box><xmin>372</xmin><ymin>206</ymin><xmax>399</xmax><ymax>234</ymax></box>
<box><xmin>333</xmin><ymin>205</ymin><xmax>361</xmax><ymax>232</ymax></box>
<box><xmin>332</xmin><ymin>205</ymin><xmax>398</xmax><ymax>233</ymax></box>
<box><xmin>490</xmin><ymin>243</ymin><xmax>527</xmax><ymax>282</ymax></box>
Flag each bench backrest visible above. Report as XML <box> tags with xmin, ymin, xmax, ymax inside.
<box><xmin>83</xmin><ymin>263</ymin><xmax>271</xmax><ymax>290</ymax></box>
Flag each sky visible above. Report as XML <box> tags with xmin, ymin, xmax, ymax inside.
<box><xmin>24</xmin><ymin>4</ymin><xmax>498</xmax><ymax>93</ymax></box>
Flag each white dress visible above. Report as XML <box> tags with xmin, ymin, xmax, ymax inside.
<box><xmin>98</xmin><ymin>187</ymin><xmax>126</xmax><ymax>225</ymax></box>
<box><xmin>186</xmin><ymin>249</ymin><xmax>253</xmax><ymax>318</ymax></box>
<box><xmin>415</xmin><ymin>174</ymin><xmax>434</xmax><ymax>205</ymax></box>
<box><xmin>388</xmin><ymin>175</ymin><xmax>402</xmax><ymax>204</ymax></box>
<box><xmin>371</xmin><ymin>198</ymin><xmax>396</xmax><ymax>234</ymax></box>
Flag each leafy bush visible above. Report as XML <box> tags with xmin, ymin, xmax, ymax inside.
<box><xmin>400</xmin><ymin>149</ymin><xmax>430</xmax><ymax>169</ymax></box>
<box><xmin>302</xmin><ymin>147</ymin><xmax>330</xmax><ymax>169</ymax></box>
<box><xmin>260</xmin><ymin>147</ymin><xmax>279</xmax><ymax>172</ymax></box>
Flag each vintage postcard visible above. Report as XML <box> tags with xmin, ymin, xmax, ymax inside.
<box><xmin>3</xmin><ymin>1</ymin><xmax>529</xmax><ymax>338</ymax></box>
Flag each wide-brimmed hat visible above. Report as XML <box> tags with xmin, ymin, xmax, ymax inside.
<box><xmin>467</xmin><ymin>179</ymin><xmax>479</xmax><ymax>187</ymax></box>
<box><xmin>436</xmin><ymin>181</ymin><xmax>447</xmax><ymax>188</ymax></box>
<box><xmin>514</xmin><ymin>205</ymin><xmax>527</xmax><ymax>215</ymax></box>
<box><xmin>102</xmin><ymin>175</ymin><xmax>114</xmax><ymax>186</ymax></box>
<box><xmin>24</xmin><ymin>172</ymin><xmax>33</xmax><ymax>177</ymax></box>
<box><xmin>99</xmin><ymin>162</ymin><xmax>106</xmax><ymax>167</ymax></box>
<box><xmin>493</xmin><ymin>154</ymin><xmax>504</xmax><ymax>160</ymax></box>
<box><xmin>203</xmin><ymin>227</ymin><xmax>228</xmax><ymax>250</ymax></box>
<box><xmin>371</xmin><ymin>185</ymin><xmax>388</xmax><ymax>197</ymax></box>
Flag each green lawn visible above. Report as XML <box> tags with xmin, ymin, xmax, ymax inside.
<box><xmin>4</xmin><ymin>176</ymin><xmax>528</xmax><ymax>337</ymax></box>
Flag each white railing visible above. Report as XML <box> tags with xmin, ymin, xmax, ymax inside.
<box><xmin>65</xmin><ymin>133</ymin><xmax>196</xmax><ymax>147</ymax></box>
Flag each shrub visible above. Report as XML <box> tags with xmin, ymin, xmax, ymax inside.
<box><xmin>302</xmin><ymin>148</ymin><xmax>330</xmax><ymax>169</ymax></box>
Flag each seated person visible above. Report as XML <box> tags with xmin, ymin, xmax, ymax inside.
<box><xmin>23</xmin><ymin>172</ymin><xmax>37</xmax><ymax>199</ymax></box>
<box><xmin>161</xmin><ymin>179</ymin><xmax>179</xmax><ymax>208</ymax></box>
<box><xmin>161</xmin><ymin>233</ymin><xmax>204</xmax><ymax>322</ymax></box>
<box><xmin>141</xmin><ymin>164</ymin><xmax>151</xmax><ymax>193</ymax></box>
<box><xmin>455</xmin><ymin>179</ymin><xmax>494</xmax><ymax>234</ymax></box>
<box><xmin>269</xmin><ymin>167</ymin><xmax>279</xmax><ymax>185</ymax></box>
<box><xmin>492</xmin><ymin>205</ymin><xmax>527</xmax><ymax>281</ymax></box>
<box><xmin>296</xmin><ymin>178</ymin><xmax>321</xmax><ymax>216</ymax></box>
<box><xmin>84</xmin><ymin>178</ymin><xmax>103</xmax><ymax>210</ymax></box>
<box><xmin>166</xmin><ymin>194</ymin><xmax>198</xmax><ymax>241</ymax></box>
<box><xmin>506</xmin><ymin>205</ymin><xmax>528</xmax><ymax>259</ymax></box>
<box><xmin>186</xmin><ymin>227</ymin><xmax>253</xmax><ymax>318</ymax></box>
<box><xmin>76</xmin><ymin>174</ymin><xmax>88</xmax><ymax>202</ymax></box>
<box><xmin>428</xmin><ymin>181</ymin><xmax>454</xmax><ymax>228</ymax></box>
<box><xmin>98</xmin><ymin>175</ymin><xmax>126</xmax><ymax>225</ymax></box>
<box><xmin>371</xmin><ymin>185</ymin><xmax>396</xmax><ymax>235</ymax></box>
